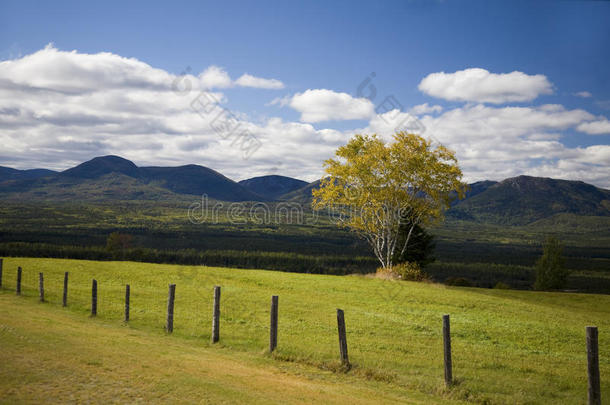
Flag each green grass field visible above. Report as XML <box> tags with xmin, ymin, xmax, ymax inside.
<box><xmin>1</xmin><ymin>257</ymin><xmax>608</xmax><ymax>404</ymax></box>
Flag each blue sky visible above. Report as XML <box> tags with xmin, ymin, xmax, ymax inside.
<box><xmin>1</xmin><ymin>0</ymin><xmax>609</xmax><ymax>186</ymax></box>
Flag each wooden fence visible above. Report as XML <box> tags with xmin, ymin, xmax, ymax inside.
<box><xmin>0</xmin><ymin>263</ymin><xmax>603</xmax><ymax>404</ymax></box>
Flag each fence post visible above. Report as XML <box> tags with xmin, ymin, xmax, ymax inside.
<box><xmin>337</xmin><ymin>309</ymin><xmax>350</xmax><ymax>369</ymax></box>
<box><xmin>212</xmin><ymin>286</ymin><xmax>221</xmax><ymax>343</ymax></box>
<box><xmin>91</xmin><ymin>279</ymin><xmax>97</xmax><ymax>316</ymax></box>
<box><xmin>269</xmin><ymin>295</ymin><xmax>279</xmax><ymax>352</ymax></box>
<box><xmin>0</xmin><ymin>258</ymin><xmax>3</xmax><ymax>288</ymax></box>
<box><xmin>443</xmin><ymin>314</ymin><xmax>453</xmax><ymax>387</ymax></box>
<box><xmin>38</xmin><ymin>273</ymin><xmax>44</xmax><ymax>302</ymax></box>
<box><xmin>16</xmin><ymin>266</ymin><xmax>22</xmax><ymax>295</ymax></box>
<box><xmin>62</xmin><ymin>272</ymin><xmax>68</xmax><ymax>307</ymax></box>
<box><xmin>586</xmin><ymin>326</ymin><xmax>601</xmax><ymax>405</ymax></box>
<box><xmin>125</xmin><ymin>284</ymin><xmax>130</xmax><ymax>322</ymax></box>
<box><xmin>166</xmin><ymin>284</ymin><xmax>176</xmax><ymax>333</ymax></box>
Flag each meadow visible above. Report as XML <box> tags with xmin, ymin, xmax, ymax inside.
<box><xmin>1</xmin><ymin>257</ymin><xmax>608</xmax><ymax>404</ymax></box>
<box><xmin>1</xmin><ymin>202</ymin><xmax>609</xmax><ymax>292</ymax></box>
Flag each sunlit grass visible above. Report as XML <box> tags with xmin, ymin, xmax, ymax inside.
<box><xmin>1</xmin><ymin>257</ymin><xmax>608</xmax><ymax>404</ymax></box>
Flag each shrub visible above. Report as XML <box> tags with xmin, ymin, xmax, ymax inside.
<box><xmin>494</xmin><ymin>282</ymin><xmax>510</xmax><ymax>289</ymax></box>
<box><xmin>392</xmin><ymin>262</ymin><xmax>428</xmax><ymax>281</ymax></box>
<box><xmin>375</xmin><ymin>262</ymin><xmax>428</xmax><ymax>281</ymax></box>
<box><xmin>375</xmin><ymin>266</ymin><xmax>401</xmax><ymax>280</ymax></box>
<box><xmin>445</xmin><ymin>277</ymin><xmax>473</xmax><ymax>287</ymax></box>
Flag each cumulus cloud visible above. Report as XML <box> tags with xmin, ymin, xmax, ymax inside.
<box><xmin>288</xmin><ymin>89</ymin><xmax>374</xmax><ymax>122</ymax></box>
<box><xmin>235</xmin><ymin>74</ymin><xmax>284</xmax><ymax>89</ymax></box>
<box><xmin>406</xmin><ymin>104</ymin><xmax>609</xmax><ymax>186</ymax></box>
<box><xmin>409</xmin><ymin>103</ymin><xmax>443</xmax><ymax>115</ymax></box>
<box><xmin>0</xmin><ymin>43</ymin><xmax>174</xmax><ymax>93</ymax></box>
<box><xmin>198</xmin><ymin>66</ymin><xmax>232</xmax><ymax>89</ymax></box>
<box><xmin>1</xmin><ymin>45</ymin><xmax>609</xmax><ymax>188</ymax></box>
<box><xmin>575</xmin><ymin>91</ymin><xmax>593</xmax><ymax>98</ymax></box>
<box><xmin>0</xmin><ymin>45</ymin><xmax>285</xmax><ymax>94</ymax></box>
<box><xmin>418</xmin><ymin>68</ymin><xmax>553</xmax><ymax>104</ymax></box>
<box><xmin>346</xmin><ymin>101</ymin><xmax>610</xmax><ymax>187</ymax></box>
<box><xmin>0</xmin><ymin>45</ymin><xmax>344</xmax><ymax>182</ymax></box>
<box><xmin>363</xmin><ymin>110</ymin><xmax>426</xmax><ymax>141</ymax></box>
<box><xmin>577</xmin><ymin>119</ymin><xmax>610</xmax><ymax>135</ymax></box>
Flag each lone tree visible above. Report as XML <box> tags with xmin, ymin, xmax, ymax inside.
<box><xmin>312</xmin><ymin>132</ymin><xmax>467</xmax><ymax>269</ymax></box>
<box><xmin>534</xmin><ymin>236</ymin><xmax>569</xmax><ymax>290</ymax></box>
<box><xmin>391</xmin><ymin>221</ymin><xmax>436</xmax><ymax>268</ymax></box>
<box><xmin>106</xmin><ymin>232</ymin><xmax>133</xmax><ymax>257</ymax></box>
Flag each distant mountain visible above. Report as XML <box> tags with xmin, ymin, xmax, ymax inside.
<box><xmin>141</xmin><ymin>165</ymin><xmax>265</xmax><ymax>201</ymax></box>
<box><xmin>9</xmin><ymin>173</ymin><xmax>179</xmax><ymax>201</ymax></box>
<box><xmin>0</xmin><ymin>166</ymin><xmax>57</xmax><ymax>181</ymax></box>
<box><xmin>239</xmin><ymin>175</ymin><xmax>308</xmax><ymax>200</ymax></box>
<box><xmin>278</xmin><ymin>180</ymin><xmax>321</xmax><ymax>204</ymax></box>
<box><xmin>0</xmin><ymin>155</ymin><xmax>265</xmax><ymax>202</ymax></box>
<box><xmin>61</xmin><ymin>155</ymin><xmax>140</xmax><ymax>179</ymax></box>
<box><xmin>2</xmin><ymin>157</ymin><xmax>609</xmax><ymax>226</ymax></box>
<box><xmin>449</xmin><ymin>175</ymin><xmax>610</xmax><ymax>225</ymax></box>
<box><xmin>278</xmin><ymin>178</ymin><xmax>500</xmax><ymax>205</ymax></box>
<box><xmin>281</xmin><ymin>176</ymin><xmax>610</xmax><ymax>226</ymax></box>
<box><xmin>465</xmin><ymin>180</ymin><xmax>498</xmax><ymax>198</ymax></box>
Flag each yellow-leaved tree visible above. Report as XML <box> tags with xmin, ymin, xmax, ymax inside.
<box><xmin>312</xmin><ymin>132</ymin><xmax>467</xmax><ymax>269</ymax></box>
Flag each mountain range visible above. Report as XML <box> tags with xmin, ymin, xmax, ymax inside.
<box><xmin>1</xmin><ymin>155</ymin><xmax>609</xmax><ymax>225</ymax></box>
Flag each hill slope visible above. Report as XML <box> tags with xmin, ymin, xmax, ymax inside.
<box><xmin>450</xmin><ymin>175</ymin><xmax>610</xmax><ymax>224</ymax></box>
<box><xmin>1</xmin><ymin>257</ymin><xmax>608</xmax><ymax>404</ymax></box>
<box><xmin>278</xmin><ymin>179</ymin><xmax>321</xmax><ymax>204</ymax></box>
<box><xmin>141</xmin><ymin>165</ymin><xmax>265</xmax><ymax>201</ymax></box>
<box><xmin>60</xmin><ymin>155</ymin><xmax>140</xmax><ymax>179</ymax></box>
<box><xmin>0</xmin><ymin>156</ymin><xmax>264</xmax><ymax>202</ymax></box>
<box><xmin>0</xmin><ymin>293</ymin><xmax>424</xmax><ymax>404</ymax></box>
<box><xmin>239</xmin><ymin>175</ymin><xmax>308</xmax><ymax>200</ymax></box>
<box><xmin>0</xmin><ymin>166</ymin><xmax>57</xmax><ymax>181</ymax></box>
<box><xmin>2</xmin><ymin>156</ymin><xmax>610</xmax><ymax>224</ymax></box>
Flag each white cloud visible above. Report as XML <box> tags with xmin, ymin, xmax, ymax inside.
<box><xmin>362</xmin><ymin>110</ymin><xmax>426</xmax><ymax>142</ymax></box>
<box><xmin>267</xmin><ymin>95</ymin><xmax>291</xmax><ymax>107</ymax></box>
<box><xmin>577</xmin><ymin>119</ymin><xmax>610</xmax><ymax>135</ymax></box>
<box><xmin>0</xmin><ymin>46</ymin><xmax>609</xmax><ymax>188</ymax></box>
<box><xmin>0</xmin><ymin>45</ymin><xmax>285</xmax><ymax>94</ymax></box>
<box><xmin>235</xmin><ymin>74</ymin><xmax>284</xmax><ymax>89</ymax></box>
<box><xmin>0</xmin><ymin>46</ymin><xmax>345</xmax><ymax>183</ymax></box>
<box><xmin>575</xmin><ymin>91</ymin><xmax>593</xmax><ymax>98</ymax></box>
<box><xmin>198</xmin><ymin>66</ymin><xmax>232</xmax><ymax>89</ymax></box>
<box><xmin>199</xmin><ymin>67</ymin><xmax>285</xmax><ymax>89</ymax></box>
<box><xmin>403</xmin><ymin>104</ymin><xmax>610</xmax><ymax>186</ymax></box>
<box><xmin>418</xmin><ymin>68</ymin><xmax>553</xmax><ymax>104</ymax></box>
<box><xmin>288</xmin><ymin>89</ymin><xmax>374</xmax><ymax>122</ymax></box>
<box><xmin>409</xmin><ymin>103</ymin><xmax>443</xmax><ymax>115</ymax></box>
<box><xmin>0</xmin><ymin>44</ymin><xmax>174</xmax><ymax>93</ymax></box>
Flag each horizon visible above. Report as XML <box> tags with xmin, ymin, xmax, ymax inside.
<box><xmin>3</xmin><ymin>153</ymin><xmax>609</xmax><ymax>190</ymax></box>
<box><xmin>1</xmin><ymin>0</ymin><xmax>609</xmax><ymax>187</ymax></box>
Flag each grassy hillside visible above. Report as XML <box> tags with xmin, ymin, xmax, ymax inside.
<box><xmin>1</xmin><ymin>257</ymin><xmax>608</xmax><ymax>404</ymax></box>
<box><xmin>0</xmin><ymin>295</ymin><xmax>433</xmax><ymax>404</ymax></box>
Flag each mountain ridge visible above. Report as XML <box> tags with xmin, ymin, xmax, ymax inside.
<box><xmin>1</xmin><ymin>156</ymin><xmax>609</xmax><ymax>225</ymax></box>
<box><xmin>239</xmin><ymin>175</ymin><xmax>308</xmax><ymax>200</ymax></box>
<box><xmin>1</xmin><ymin>155</ymin><xmax>265</xmax><ymax>202</ymax></box>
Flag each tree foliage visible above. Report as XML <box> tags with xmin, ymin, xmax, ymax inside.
<box><xmin>106</xmin><ymin>232</ymin><xmax>133</xmax><ymax>254</ymax></box>
<box><xmin>534</xmin><ymin>236</ymin><xmax>569</xmax><ymax>290</ymax></box>
<box><xmin>312</xmin><ymin>132</ymin><xmax>467</xmax><ymax>268</ymax></box>
<box><xmin>391</xmin><ymin>220</ymin><xmax>436</xmax><ymax>268</ymax></box>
